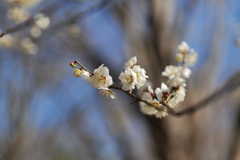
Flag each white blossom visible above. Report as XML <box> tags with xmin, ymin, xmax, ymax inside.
<box><xmin>73</xmin><ymin>69</ymin><xmax>83</xmax><ymax>77</ymax></box>
<box><xmin>20</xmin><ymin>38</ymin><xmax>38</xmax><ymax>55</ymax></box>
<box><xmin>169</xmin><ymin>77</ymin><xmax>186</xmax><ymax>87</ymax></box>
<box><xmin>82</xmin><ymin>70</ymin><xmax>91</xmax><ymax>83</ymax></box>
<box><xmin>140</xmin><ymin>102</ymin><xmax>168</xmax><ymax>119</ymax></box>
<box><xmin>167</xmin><ymin>87</ymin><xmax>186</xmax><ymax>108</ymax></box>
<box><xmin>124</xmin><ymin>56</ymin><xmax>137</xmax><ymax>68</ymax></box>
<box><xmin>99</xmin><ymin>88</ymin><xmax>116</xmax><ymax>99</ymax></box>
<box><xmin>175</xmin><ymin>52</ymin><xmax>184</xmax><ymax>63</ymax></box>
<box><xmin>138</xmin><ymin>81</ymin><xmax>153</xmax><ymax>96</ymax></box>
<box><xmin>162</xmin><ymin>65</ymin><xmax>180</xmax><ymax>79</ymax></box>
<box><xmin>30</xmin><ymin>26</ymin><xmax>42</xmax><ymax>38</ymax></box>
<box><xmin>0</xmin><ymin>34</ymin><xmax>13</xmax><ymax>47</ymax></box>
<box><xmin>139</xmin><ymin>86</ymin><xmax>169</xmax><ymax>119</ymax></box>
<box><xmin>180</xmin><ymin>67</ymin><xmax>191</xmax><ymax>79</ymax></box>
<box><xmin>35</xmin><ymin>14</ymin><xmax>50</xmax><ymax>29</ymax></box>
<box><xmin>132</xmin><ymin>65</ymin><xmax>148</xmax><ymax>89</ymax></box>
<box><xmin>90</xmin><ymin>64</ymin><xmax>113</xmax><ymax>89</ymax></box>
<box><xmin>177</xmin><ymin>41</ymin><xmax>189</xmax><ymax>54</ymax></box>
<box><xmin>155</xmin><ymin>83</ymin><xmax>170</xmax><ymax>101</ymax></box>
<box><xmin>7</xmin><ymin>7</ymin><xmax>29</xmax><ymax>23</ymax></box>
<box><xmin>185</xmin><ymin>49</ymin><xmax>198</xmax><ymax>66</ymax></box>
<box><xmin>119</xmin><ymin>68</ymin><xmax>137</xmax><ymax>91</ymax></box>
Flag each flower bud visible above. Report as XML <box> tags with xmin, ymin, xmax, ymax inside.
<box><xmin>175</xmin><ymin>53</ymin><xmax>184</xmax><ymax>63</ymax></box>
<box><xmin>70</xmin><ymin>62</ymin><xmax>76</xmax><ymax>68</ymax></box>
<box><xmin>74</xmin><ymin>69</ymin><xmax>83</xmax><ymax>77</ymax></box>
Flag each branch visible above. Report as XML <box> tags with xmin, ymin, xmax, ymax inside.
<box><xmin>0</xmin><ymin>0</ymin><xmax>70</xmax><ymax>38</ymax></box>
<box><xmin>109</xmin><ymin>84</ymin><xmax>170</xmax><ymax>112</ymax></box>
<box><xmin>73</xmin><ymin>60</ymin><xmax>172</xmax><ymax>113</ymax></box>
<box><xmin>172</xmin><ymin>71</ymin><xmax>240</xmax><ymax>116</ymax></box>
<box><xmin>35</xmin><ymin>0</ymin><xmax>112</xmax><ymax>44</ymax></box>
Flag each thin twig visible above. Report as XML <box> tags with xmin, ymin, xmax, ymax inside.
<box><xmin>74</xmin><ymin>60</ymin><xmax>93</xmax><ymax>74</ymax></box>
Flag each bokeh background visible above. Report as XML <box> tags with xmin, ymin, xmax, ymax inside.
<box><xmin>0</xmin><ymin>0</ymin><xmax>240</xmax><ymax>160</ymax></box>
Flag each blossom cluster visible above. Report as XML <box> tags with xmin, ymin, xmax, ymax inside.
<box><xmin>70</xmin><ymin>41</ymin><xmax>197</xmax><ymax>118</ymax></box>
<box><xmin>119</xmin><ymin>56</ymin><xmax>148</xmax><ymax>92</ymax></box>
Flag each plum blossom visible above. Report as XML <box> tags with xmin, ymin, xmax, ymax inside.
<box><xmin>99</xmin><ymin>88</ymin><xmax>116</xmax><ymax>99</ymax></box>
<box><xmin>140</xmin><ymin>86</ymin><xmax>168</xmax><ymax>118</ymax></box>
<box><xmin>132</xmin><ymin>65</ymin><xmax>148</xmax><ymax>89</ymax></box>
<box><xmin>124</xmin><ymin>56</ymin><xmax>137</xmax><ymax>68</ymax></box>
<box><xmin>70</xmin><ymin>40</ymin><xmax>198</xmax><ymax>119</ymax></box>
<box><xmin>30</xmin><ymin>14</ymin><xmax>50</xmax><ymax>38</ymax></box>
<box><xmin>119</xmin><ymin>68</ymin><xmax>137</xmax><ymax>91</ymax></box>
<box><xmin>20</xmin><ymin>38</ymin><xmax>38</xmax><ymax>55</ymax></box>
<box><xmin>175</xmin><ymin>52</ymin><xmax>184</xmax><ymax>63</ymax></box>
<box><xmin>162</xmin><ymin>65</ymin><xmax>180</xmax><ymax>79</ymax></box>
<box><xmin>167</xmin><ymin>87</ymin><xmax>186</xmax><ymax>108</ymax></box>
<box><xmin>177</xmin><ymin>41</ymin><xmax>189</xmax><ymax>54</ymax></box>
<box><xmin>180</xmin><ymin>67</ymin><xmax>191</xmax><ymax>79</ymax></box>
<box><xmin>73</xmin><ymin>69</ymin><xmax>83</xmax><ymax>77</ymax></box>
<box><xmin>120</xmin><ymin>57</ymin><xmax>148</xmax><ymax>91</ymax></box>
<box><xmin>7</xmin><ymin>7</ymin><xmax>29</xmax><ymax>23</ymax></box>
<box><xmin>185</xmin><ymin>49</ymin><xmax>198</xmax><ymax>66</ymax></box>
<box><xmin>35</xmin><ymin>14</ymin><xmax>50</xmax><ymax>29</ymax></box>
<box><xmin>155</xmin><ymin>83</ymin><xmax>170</xmax><ymax>101</ymax></box>
<box><xmin>90</xmin><ymin>64</ymin><xmax>113</xmax><ymax>89</ymax></box>
<box><xmin>169</xmin><ymin>77</ymin><xmax>186</xmax><ymax>88</ymax></box>
<box><xmin>0</xmin><ymin>34</ymin><xmax>13</xmax><ymax>48</ymax></box>
<box><xmin>82</xmin><ymin>71</ymin><xmax>91</xmax><ymax>83</ymax></box>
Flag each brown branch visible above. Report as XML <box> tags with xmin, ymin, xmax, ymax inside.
<box><xmin>74</xmin><ymin>60</ymin><xmax>169</xmax><ymax>112</ymax></box>
<box><xmin>35</xmin><ymin>0</ymin><xmax>112</xmax><ymax>44</ymax></box>
<box><xmin>73</xmin><ymin>62</ymin><xmax>240</xmax><ymax>117</ymax></box>
<box><xmin>0</xmin><ymin>0</ymin><xmax>70</xmax><ymax>38</ymax></box>
<box><xmin>109</xmin><ymin>84</ymin><xmax>169</xmax><ymax>112</ymax></box>
<box><xmin>74</xmin><ymin>60</ymin><xmax>93</xmax><ymax>74</ymax></box>
<box><xmin>172</xmin><ymin>70</ymin><xmax>240</xmax><ymax>116</ymax></box>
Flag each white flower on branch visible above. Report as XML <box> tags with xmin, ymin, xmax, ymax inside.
<box><xmin>0</xmin><ymin>34</ymin><xmax>13</xmax><ymax>48</ymax></box>
<box><xmin>167</xmin><ymin>87</ymin><xmax>186</xmax><ymax>108</ymax></box>
<box><xmin>120</xmin><ymin>57</ymin><xmax>148</xmax><ymax>91</ymax></box>
<box><xmin>70</xmin><ymin>40</ymin><xmax>198</xmax><ymax>119</ymax></box>
<box><xmin>90</xmin><ymin>64</ymin><xmax>113</xmax><ymax>89</ymax></box>
<box><xmin>99</xmin><ymin>88</ymin><xmax>116</xmax><ymax>99</ymax></box>
<box><xmin>82</xmin><ymin>71</ymin><xmax>91</xmax><ymax>83</ymax></box>
<box><xmin>132</xmin><ymin>65</ymin><xmax>148</xmax><ymax>89</ymax></box>
<box><xmin>119</xmin><ymin>68</ymin><xmax>137</xmax><ymax>91</ymax></box>
<box><xmin>179</xmin><ymin>66</ymin><xmax>191</xmax><ymax>79</ymax></box>
<box><xmin>35</xmin><ymin>14</ymin><xmax>50</xmax><ymax>29</ymax></box>
<box><xmin>162</xmin><ymin>65</ymin><xmax>180</xmax><ymax>80</ymax></box>
<box><xmin>7</xmin><ymin>7</ymin><xmax>29</xmax><ymax>23</ymax></box>
<box><xmin>20</xmin><ymin>38</ymin><xmax>38</xmax><ymax>55</ymax></box>
<box><xmin>124</xmin><ymin>56</ymin><xmax>137</xmax><ymax>68</ymax></box>
<box><xmin>185</xmin><ymin>49</ymin><xmax>198</xmax><ymax>66</ymax></box>
<box><xmin>169</xmin><ymin>76</ymin><xmax>186</xmax><ymax>88</ymax></box>
<box><xmin>74</xmin><ymin>69</ymin><xmax>83</xmax><ymax>77</ymax></box>
<box><xmin>177</xmin><ymin>41</ymin><xmax>189</xmax><ymax>54</ymax></box>
<box><xmin>155</xmin><ymin>83</ymin><xmax>170</xmax><ymax>101</ymax></box>
<box><xmin>140</xmin><ymin>86</ymin><xmax>168</xmax><ymax>118</ymax></box>
<box><xmin>175</xmin><ymin>52</ymin><xmax>184</xmax><ymax>63</ymax></box>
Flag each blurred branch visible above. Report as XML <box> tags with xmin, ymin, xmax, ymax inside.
<box><xmin>0</xmin><ymin>0</ymin><xmax>69</xmax><ymax>38</ymax></box>
<box><xmin>172</xmin><ymin>70</ymin><xmax>240</xmax><ymax>116</ymax></box>
<box><xmin>36</xmin><ymin>0</ymin><xmax>112</xmax><ymax>44</ymax></box>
